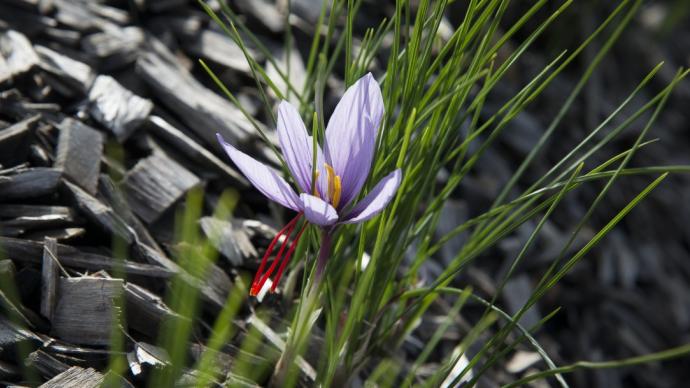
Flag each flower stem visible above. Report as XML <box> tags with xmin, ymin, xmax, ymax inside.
<box><xmin>315</xmin><ymin>230</ymin><xmax>332</xmax><ymax>283</ymax></box>
<box><xmin>271</xmin><ymin>229</ymin><xmax>332</xmax><ymax>386</ymax></box>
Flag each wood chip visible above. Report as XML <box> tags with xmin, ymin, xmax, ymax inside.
<box><xmin>0</xmin><ymin>236</ymin><xmax>174</xmax><ymax>279</ymax></box>
<box><xmin>40</xmin><ymin>237</ymin><xmax>59</xmax><ymax>320</ymax></box>
<box><xmin>146</xmin><ymin>115</ymin><xmax>247</xmax><ymax>185</ymax></box>
<box><xmin>50</xmin><ymin>276</ymin><xmax>124</xmax><ymax>346</ymax></box>
<box><xmin>0</xmin><ymin>167</ymin><xmax>61</xmax><ymax>200</ymax></box>
<box><xmin>81</xmin><ymin>26</ymin><xmax>143</xmax><ymax>70</ymax></box>
<box><xmin>125</xmin><ymin>282</ymin><xmax>184</xmax><ymax>337</ymax></box>
<box><xmin>87</xmin><ymin>75</ymin><xmax>153</xmax><ymax>141</ymax></box>
<box><xmin>181</xmin><ymin>29</ymin><xmax>253</xmax><ymax>73</ymax></box>
<box><xmin>121</xmin><ymin>152</ymin><xmax>201</xmax><ymax>224</ymax></box>
<box><xmin>38</xmin><ymin>366</ymin><xmax>103</xmax><ymax>388</ymax></box>
<box><xmin>63</xmin><ymin>180</ymin><xmax>135</xmax><ymax>244</ymax></box>
<box><xmin>0</xmin><ymin>30</ymin><xmax>39</xmax><ymax>78</ymax></box>
<box><xmin>35</xmin><ymin>45</ymin><xmax>95</xmax><ymax>94</ymax></box>
<box><xmin>200</xmin><ymin>217</ymin><xmax>257</xmax><ymax>266</ymax></box>
<box><xmin>235</xmin><ymin>0</ymin><xmax>285</xmax><ymax>33</ymax></box>
<box><xmin>54</xmin><ymin>118</ymin><xmax>103</xmax><ymax>194</ymax></box>
<box><xmin>26</xmin><ymin>350</ymin><xmax>70</xmax><ymax>380</ymax></box>
<box><xmin>502</xmin><ymin>275</ymin><xmax>541</xmax><ymax>329</ymax></box>
<box><xmin>136</xmin><ymin>37</ymin><xmax>258</xmax><ymax>148</ymax></box>
<box><xmin>0</xmin><ymin>315</ymin><xmax>39</xmax><ymax>347</ymax></box>
<box><xmin>0</xmin><ymin>114</ymin><xmax>39</xmax><ymax>167</ymax></box>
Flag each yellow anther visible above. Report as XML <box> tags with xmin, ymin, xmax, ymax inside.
<box><xmin>324</xmin><ymin>164</ymin><xmax>342</xmax><ymax>208</ymax></box>
<box><xmin>332</xmin><ymin>175</ymin><xmax>341</xmax><ymax>208</ymax></box>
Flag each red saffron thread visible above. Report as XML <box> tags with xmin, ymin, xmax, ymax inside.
<box><xmin>270</xmin><ymin>223</ymin><xmax>308</xmax><ymax>292</ymax></box>
<box><xmin>250</xmin><ymin>212</ymin><xmax>303</xmax><ymax>296</ymax></box>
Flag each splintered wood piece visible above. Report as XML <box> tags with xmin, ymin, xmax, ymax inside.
<box><xmin>81</xmin><ymin>26</ymin><xmax>143</xmax><ymax>70</ymax></box>
<box><xmin>146</xmin><ymin>116</ymin><xmax>247</xmax><ymax>185</ymax></box>
<box><xmin>38</xmin><ymin>366</ymin><xmax>104</xmax><ymax>388</ymax></box>
<box><xmin>0</xmin><ymin>30</ymin><xmax>39</xmax><ymax>77</ymax></box>
<box><xmin>0</xmin><ymin>205</ymin><xmax>74</xmax><ymax>220</ymax></box>
<box><xmin>0</xmin><ymin>168</ymin><xmax>61</xmax><ymax>200</ymax></box>
<box><xmin>126</xmin><ymin>341</ymin><xmax>170</xmax><ymax>376</ymax></box>
<box><xmin>50</xmin><ymin>276</ymin><xmax>123</xmax><ymax>346</ymax></box>
<box><xmin>35</xmin><ymin>45</ymin><xmax>95</xmax><ymax>94</ymax></box>
<box><xmin>200</xmin><ymin>217</ymin><xmax>257</xmax><ymax>266</ymax></box>
<box><xmin>24</xmin><ymin>227</ymin><xmax>85</xmax><ymax>242</ymax></box>
<box><xmin>125</xmin><ymin>282</ymin><xmax>185</xmax><ymax>337</ymax></box>
<box><xmin>52</xmin><ymin>0</ymin><xmax>121</xmax><ymax>32</ymax></box>
<box><xmin>63</xmin><ymin>180</ymin><xmax>135</xmax><ymax>244</ymax></box>
<box><xmin>0</xmin><ymin>114</ymin><xmax>38</xmax><ymax>167</ymax></box>
<box><xmin>54</xmin><ymin>118</ymin><xmax>104</xmax><ymax>194</ymax></box>
<box><xmin>0</xmin><ymin>236</ymin><xmax>174</xmax><ymax>279</ymax></box>
<box><xmin>182</xmin><ymin>29</ymin><xmax>253</xmax><ymax>73</ymax></box>
<box><xmin>26</xmin><ymin>350</ymin><xmax>70</xmax><ymax>380</ymax></box>
<box><xmin>136</xmin><ymin>37</ymin><xmax>257</xmax><ymax>147</ymax></box>
<box><xmin>136</xmin><ymin>242</ymin><xmax>230</xmax><ymax>311</ymax></box>
<box><xmin>0</xmin><ymin>315</ymin><xmax>39</xmax><ymax>347</ymax></box>
<box><xmin>121</xmin><ymin>152</ymin><xmax>200</xmax><ymax>224</ymax></box>
<box><xmin>40</xmin><ymin>237</ymin><xmax>59</xmax><ymax>320</ymax></box>
<box><xmin>87</xmin><ymin>75</ymin><xmax>153</xmax><ymax>141</ymax></box>
<box><xmin>234</xmin><ymin>0</ymin><xmax>285</xmax><ymax>33</ymax></box>
<box><xmin>98</xmin><ymin>174</ymin><xmax>163</xmax><ymax>253</ymax></box>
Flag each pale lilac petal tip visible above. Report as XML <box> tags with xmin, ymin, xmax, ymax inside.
<box><xmin>217</xmin><ymin>133</ymin><xmax>301</xmax><ymax>211</ymax></box>
<box><xmin>324</xmin><ymin>73</ymin><xmax>384</xmax><ymax>207</ymax></box>
<box><xmin>300</xmin><ymin>193</ymin><xmax>339</xmax><ymax>226</ymax></box>
<box><xmin>341</xmin><ymin>169</ymin><xmax>402</xmax><ymax>224</ymax></box>
<box><xmin>277</xmin><ymin>101</ymin><xmax>314</xmax><ymax>193</ymax></box>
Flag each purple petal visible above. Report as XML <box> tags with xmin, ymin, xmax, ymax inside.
<box><xmin>324</xmin><ymin>73</ymin><xmax>384</xmax><ymax>207</ymax></box>
<box><xmin>341</xmin><ymin>169</ymin><xmax>401</xmax><ymax>224</ymax></box>
<box><xmin>217</xmin><ymin>134</ymin><xmax>301</xmax><ymax>211</ymax></box>
<box><xmin>300</xmin><ymin>193</ymin><xmax>338</xmax><ymax>226</ymax></box>
<box><xmin>277</xmin><ymin>101</ymin><xmax>317</xmax><ymax>193</ymax></box>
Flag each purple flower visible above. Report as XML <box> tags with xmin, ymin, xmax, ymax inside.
<box><xmin>217</xmin><ymin>73</ymin><xmax>402</xmax><ymax>295</ymax></box>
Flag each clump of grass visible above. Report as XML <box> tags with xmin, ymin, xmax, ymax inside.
<box><xmin>136</xmin><ymin>0</ymin><xmax>690</xmax><ymax>386</ymax></box>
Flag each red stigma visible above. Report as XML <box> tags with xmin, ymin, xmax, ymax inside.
<box><xmin>250</xmin><ymin>212</ymin><xmax>306</xmax><ymax>297</ymax></box>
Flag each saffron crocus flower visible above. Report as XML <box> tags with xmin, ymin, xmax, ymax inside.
<box><xmin>217</xmin><ymin>73</ymin><xmax>402</xmax><ymax>296</ymax></box>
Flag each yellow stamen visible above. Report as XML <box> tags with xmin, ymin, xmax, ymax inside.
<box><xmin>324</xmin><ymin>164</ymin><xmax>342</xmax><ymax>208</ymax></box>
<box><xmin>332</xmin><ymin>175</ymin><xmax>341</xmax><ymax>208</ymax></box>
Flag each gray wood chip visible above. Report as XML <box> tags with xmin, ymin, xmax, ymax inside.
<box><xmin>147</xmin><ymin>115</ymin><xmax>247</xmax><ymax>185</ymax></box>
<box><xmin>26</xmin><ymin>350</ymin><xmax>70</xmax><ymax>380</ymax></box>
<box><xmin>0</xmin><ymin>236</ymin><xmax>174</xmax><ymax>279</ymax></box>
<box><xmin>50</xmin><ymin>276</ymin><xmax>124</xmax><ymax>346</ymax></box>
<box><xmin>81</xmin><ymin>26</ymin><xmax>143</xmax><ymax>69</ymax></box>
<box><xmin>54</xmin><ymin>118</ymin><xmax>103</xmax><ymax>194</ymax></box>
<box><xmin>38</xmin><ymin>366</ymin><xmax>103</xmax><ymax>388</ymax></box>
<box><xmin>87</xmin><ymin>75</ymin><xmax>153</xmax><ymax>141</ymax></box>
<box><xmin>182</xmin><ymin>29</ymin><xmax>252</xmax><ymax>73</ymax></box>
<box><xmin>35</xmin><ymin>45</ymin><xmax>95</xmax><ymax>93</ymax></box>
<box><xmin>200</xmin><ymin>217</ymin><xmax>257</xmax><ymax>266</ymax></box>
<box><xmin>125</xmin><ymin>282</ymin><xmax>185</xmax><ymax>337</ymax></box>
<box><xmin>63</xmin><ymin>180</ymin><xmax>135</xmax><ymax>244</ymax></box>
<box><xmin>121</xmin><ymin>152</ymin><xmax>201</xmax><ymax>224</ymax></box>
<box><xmin>0</xmin><ymin>114</ymin><xmax>39</xmax><ymax>167</ymax></box>
<box><xmin>136</xmin><ymin>37</ymin><xmax>258</xmax><ymax>148</ymax></box>
<box><xmin>0</xmin><ymin>30</ymin><xmax>39</xmax><ymax>77</ymax></box>
<box><xmin>0</xmin><ymin>168</ymin><xmax>62</xmax><ymax>199</ymax></box>
<box><xmin>40</xmin><ymin>237</ymin><xmax>59</xmax><ymax>320</ymax></box>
